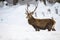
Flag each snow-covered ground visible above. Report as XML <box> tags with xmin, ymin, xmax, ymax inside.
<box><xmin>0</xmin><ymin>1</ymin><xmax>60</xmax><ymax>40</ymax></box>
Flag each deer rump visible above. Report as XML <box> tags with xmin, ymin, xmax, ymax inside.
<box><xmin>28</xmin><ymin>18</ymin><xmax>55</xmax><ymax>31</ymax></box>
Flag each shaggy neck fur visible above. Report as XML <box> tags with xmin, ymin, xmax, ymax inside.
<box><xmin>28</xmin><ymin>16</ymin><xmax>35</xmax><ymax>25</ymax></box>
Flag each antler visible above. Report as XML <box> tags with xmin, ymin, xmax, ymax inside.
<box><xmin>25</xmin><ymin>3</ymin><xmax>38</xmax><ymax>15</ymax></box>
<box><xmin>32</xmin><ymin>4</ymin><xmax>38</xmax><ymax>13</ymax></box>
<box><xmin>25</xmin><ymin>3</ymin><xmax>30</xmax><ymax>14</ymax></box>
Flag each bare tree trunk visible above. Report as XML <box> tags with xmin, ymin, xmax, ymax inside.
<box><xmin>47</xmin><ymin>0</ymin><xmax>60</xmax><ymax>3</ymax></box>
<box><xmin>55</xmin><ymin>8</ymin><xmax>58</xmax><ymax>14</ymax></box>
<box><xmin>0</xmin><ymin>0</ymin><xmax>5</xmax><ymax>2</ymax></box>
<box><xmin>43</xmin><ymin>0</ymin><xmax>46</xmax><ymax>5</ymax></box>
<box><xmin>0</xmin><ymin>0</ymin><xmax>4</xmax><ymax>1</ymax></box>
<box><xmin>47</xmin><ymin>0</ymin><xmax>56</xmax><ymax>3</ymax></box>
<box><xmin>0</xmin><ymin>0</ymin><xmax>5</xmax><ymax>7</ymax></box>
<box><xmin>13</xmin><ymin>0</ymin><xmax>18</xmax><ymax>5</ymax></box>
<box><xmin>40</xmin><ymin>0</ymin><xmax>46</xmax><ymax>5</ymax></box>
<box><xmin>56</xmin><ymin>0</ymin><xmax>60</xmax><ymax>3</ymax></box>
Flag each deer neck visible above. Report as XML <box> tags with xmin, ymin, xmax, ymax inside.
<box><xmin>28</xmin><ymin>16</ymin><xmax>35</xmax><ymax>25</ymax></box>
<box><xmin>28</xmin><ymin>16</ymin><xmax>35</xmax><ymax>20</ymax></box>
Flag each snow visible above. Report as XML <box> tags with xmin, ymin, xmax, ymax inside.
<box><xmin>0</xmin><ymin>1</ymin><xmax>60</xmax><ymax>40</ymax></box>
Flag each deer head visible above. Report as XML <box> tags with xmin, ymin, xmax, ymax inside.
<box><xmin>25</xmin><ymin>4</ymin><xmax>38</xmax><ymax>19</ymax></box>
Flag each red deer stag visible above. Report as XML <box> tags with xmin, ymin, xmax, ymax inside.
<box><xmin>25</xmin><ymin>4</ymin><xmax>56</xmax><ymax>31</ymax></box>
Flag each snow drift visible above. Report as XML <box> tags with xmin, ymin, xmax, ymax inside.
<box><xmin>0</xmin><ymin>1</ymin><xmax>60</xmax><ymax>40</ymax></box>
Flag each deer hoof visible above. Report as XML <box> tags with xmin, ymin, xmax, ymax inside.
<box><xmin>52</xmin><ymin>29</ymin><xmax>56</xmax><ymax>31</ymax></box>
<box><xmin>48</xmin><ymin>30</ymin><xmax>51</xmax><ymax>31</ymax></box>
<box><xmin>48</xmin><ymin>28</ymin><xmax>51</xmax><ymax>31</ymax></box>
<box><xmin>35</xmin><ymin>29</ymin><xmax>40</xmax><ymax>31</ymax></box>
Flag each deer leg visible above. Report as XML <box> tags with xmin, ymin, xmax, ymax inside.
<box><xmin>47</xmin><ymin>23</ymin><xmax>52</xmax><ymax>31</ymax></box>
<box><xmin>33</xmin><ymin>25</ymin><xmax>40</xmax><ymax>31</ymax></box>
<box><xmin>35</xmin><ymin>27</ymin><xmax>38</xmax><ymax>31</ymax></box>
<box><xmin>37</xmin><ymin>28</ymin><xmax>40</xmax><ymax>31</ymax></box>
<box><xmin>33</xmin><ymin>26</ymin><xmax>37</xmax><ymax>31</ymax></box>
<box><xmin>35</xmin><ymin>27</ymin><xmax>40</xmax><ymax>31</ymax></box>
<box><xmin>48</xmin><ymin>25</ymin><xmax>52</xmax><ymax>31</ymax></box>
<box><xmin>48</xmin><ymin>26</ymin><xmax>52</xmax><ymax>31</ymax></box>
<box><xmin>37</xmin><ymin>27</ymin><xmax>40</xmax><ymax>31</ymax></box>
<box><xmin>52</xmin><ymin>28</ymin><xmax>56</xmax><ymax>31</ymax></box>
<box><xmin>33</xmin><ymin>26</ymin><xmax>39</xmax><ymax>31</ymax></box>
<box><xmin>32</xmin><ymin>25</ymin><xmax>35</xmax><ymax>31</ymax></box>
<box><xmin>52</xmin><ymin>25</ymin><xmax>56</xmax><ymax>31</ymax></box>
